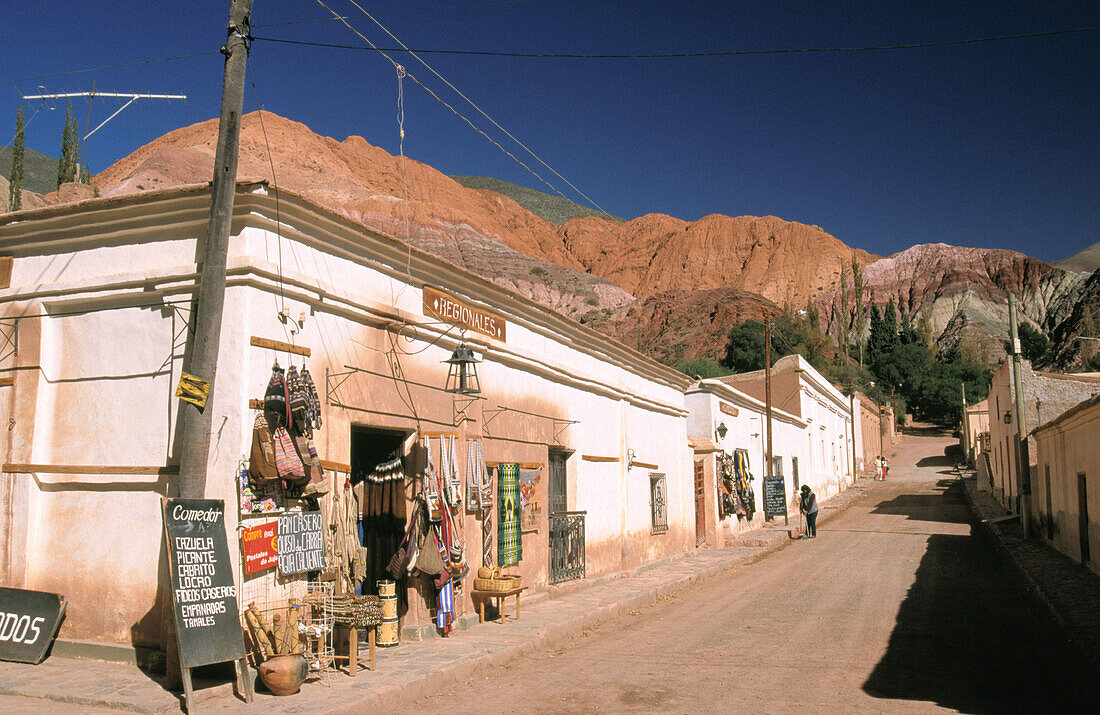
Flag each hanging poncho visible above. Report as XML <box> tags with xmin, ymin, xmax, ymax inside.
<box><xmin>497</xmin><ymin>463</ymin><xmax>522</xmax><ymax>566</ymax></box>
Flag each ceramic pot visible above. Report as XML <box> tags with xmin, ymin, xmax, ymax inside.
<box><xmin>259</xmin><ymin>653</ymin><xmax>308</xmax><ymax>696</ymax></box>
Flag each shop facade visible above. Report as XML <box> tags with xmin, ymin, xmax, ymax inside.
<box><xmin>0</xmin><ymin>182</ymin><xmax>694</xmax><ymax>657</ymax></box>
<box><xmin>685</xmin><ymin>379</ymin><xmax>808</xmax><ymax>545</ymax></box>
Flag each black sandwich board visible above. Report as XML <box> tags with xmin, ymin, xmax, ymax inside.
<box><xmin>0</xmin><ymin>587</ymin><xmax>66</xmax><ymax>664</ymax></box>
<box><xmin>763</xmin><ymin>476</ymin><xmax>787</xmax><ymax>520</ymax></box>
<box><xmin>162</xmin><ymin>498</ymin><xmax>252</xmax><ymax>709</ymax></box>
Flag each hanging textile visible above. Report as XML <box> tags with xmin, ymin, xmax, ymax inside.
<box><xmin>466</xmin><ymin>438</ymin><xmax>481</xmax><ymax>509</ymax></box>
<box><xmin>497</xmin><ymin>463</ymin><xmax>522</xmax><ymax>566</ymax></box>
<box><xmin>422</xmin><ymin>437</ymin><xmax>442</xmax><ymax>522</ymax></box>
<box><xmin>719</xmin><ymin>452</ymin><xmax>746</xmax><ymax>519</ymax></box>
<box><xmin>446</xmin><ymin>434</ymin><xmax>461</xmax><ymax>507</ymax></box>
<box><xmin>361</xmin><ymin>454</ymin><xmax>407</xmax><ymax>599</ymax></box>
<box><xmin>436</xmin><ymin>579</ymin><xmax>455</xmax><ymax>635</ymax></box>
<box><xmin>733</xmin><ymin>449</ymin><xmax>757</xmax><ymax>520</ymax></box>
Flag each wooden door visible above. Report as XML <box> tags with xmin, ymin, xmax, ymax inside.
<box><xmin>694</xmin><ymin>460</ymin><xmax>705</xmax><ymax>546</ymax></box>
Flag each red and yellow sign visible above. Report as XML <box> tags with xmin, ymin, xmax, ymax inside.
<box><xmin>241</xmin><ymin>521</ymin><xmax>278</xmax><ymax>575</ymax></box>
<box><xmin>423</xmin><ymin>285</ymin><xmax>506</xmax><ymax>341</ymax></box>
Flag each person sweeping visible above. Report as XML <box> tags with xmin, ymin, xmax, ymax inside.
<box><xmin>799</xmin><ymin>485</ymin><xmax>818</xmax><ymax>539</ymax></box>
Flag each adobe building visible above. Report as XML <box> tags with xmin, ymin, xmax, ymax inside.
<box><xmin>685</xmin><ymin>378</ymin><xmax>809</xmax><ymax>546</ymax></box>
<box><xmin>0</xmin><ymin>182</ymin><xmax>695</xmax><ymax>661</ymax></box>
<box><xmin>961</xmin><ymin>399</ymin><xmax>989</xmax><ymax>469</ymax></box>
<box><xmin>986</xmin><ymin>360</ymin><xmax>1100</xmax><ymax>513</ymax></box>
<box><xmin>1032</xmin><ymin>394</ymin><xmax>1100</xmax><ymax>575</ymax></box>
<box><xmin>717</xmin><ymin>354</ymin><xmax>857</xmax><ymax>498</ymax></box>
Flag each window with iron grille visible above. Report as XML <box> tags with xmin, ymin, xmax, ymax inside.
<box><xmin>650</xmin><ymin>473</ymin><xmax>668</xmax><ymax>534</ymax></box>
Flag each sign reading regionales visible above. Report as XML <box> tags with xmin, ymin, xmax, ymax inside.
<box><xmin>162</xmin><ymin>498</ymin><xmax>245</xmax><ymax>668</ymax></box>
<box><xmin>423</xmin><ymin>285</ymin><xmax>506</xmax><ymax>341</ymax></box>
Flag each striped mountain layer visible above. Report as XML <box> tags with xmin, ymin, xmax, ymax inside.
<box><xmin>15</xmin><ymin>111</ymin><xmax>1095</xmax><ymax>368</ymax></box>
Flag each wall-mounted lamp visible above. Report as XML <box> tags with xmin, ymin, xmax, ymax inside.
<box><xmin>715</xmin><ymin>421</ymin><xmax>728</xmax><ymax>440</ymax></box>
<box><xmin>1003</xmin><ymin>411</ymin><xmax>1012</xmax><ymax>424</ymax></box>
<box><xmin>444</xmin><ymin>343</ymin><xmax>481</xmax><ymax>394</ymax></box>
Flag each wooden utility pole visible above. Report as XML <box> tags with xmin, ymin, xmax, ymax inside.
<box><xmin>176</xmin><ymin>0</ymin><xmax>253</xmax><ymax>499</ymax></box>
<box><xmin>1009</xmin><ymin>295</ymin><xmax>1032</xmax><ymax>537</ymax></box>
<box><xmin>764</xmin><ymin>318</ymin><xmax>773</xmax><ymax>481</ymax></box>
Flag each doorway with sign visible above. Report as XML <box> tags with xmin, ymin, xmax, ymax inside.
<box><xmin>350</xmin><ymin>426</ymin><xmax>409</xmax><ymax>596</ymax></box>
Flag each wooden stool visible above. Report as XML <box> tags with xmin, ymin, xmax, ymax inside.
<box><xmin>472</xmin><ymin>587</ymin><xmax>527</xmax><ymax>624</ymax></box>
<box><xmin>334</xmin><ymin>623</ymin><xmax>376</xmax><ymax>676</ymax></box>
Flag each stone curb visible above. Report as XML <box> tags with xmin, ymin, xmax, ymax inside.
<box><xmin>959</xmin><ymin>479</ymin><xmax>1100</xmax><ymax>681</ymax></box>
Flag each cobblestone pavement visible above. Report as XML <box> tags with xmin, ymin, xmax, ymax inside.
<box><xmin>0</xmin><ymin>483</ymin><xmax>870</xmax><ymax>713</ymax></box>
<box><xmin>963</xmin><ymin>475</ymin><xmax>1100</xmax><ymax>679</ymax></box>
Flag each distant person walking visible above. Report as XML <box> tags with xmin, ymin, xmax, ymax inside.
<box><xmin>882</xmin><ymin>457</ymin><xmax>889</xmax><ymax>481</ymax></box>
<box><xmin>800</xmin><ymin>485</ymin><xmax>818</xmax><ymax>538</ymax></box>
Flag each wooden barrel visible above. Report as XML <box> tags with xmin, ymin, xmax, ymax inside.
<box><xmin>376</xmin><ymin>579</ymin><xmax>396</xmax><ymax>597</ymax></box>
<box><xmin>377</xmin><ymin>617</ymin><xmax>399</xmax><ymax>647</ymax></box>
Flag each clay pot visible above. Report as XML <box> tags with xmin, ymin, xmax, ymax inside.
<box><xmin>258</xmin><ymin>653</ymin><xmax>308</xmax><ymax>696</ymax></box>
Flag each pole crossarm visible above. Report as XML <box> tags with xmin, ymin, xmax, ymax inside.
<box><xmin>21</xmin><ymin>92</ymin><xmax>187</xmax><ymax>140</ymax></box>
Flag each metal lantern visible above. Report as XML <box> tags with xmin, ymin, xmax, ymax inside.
<box><xmin>715</xmin><ymin>421</ymin><xmax>728</xmax><ymax>440</ymax></box>
<box><xmin>444</xmin><ymin>343</ymin><xmax>481</xmax><ymax>395</ymax></box>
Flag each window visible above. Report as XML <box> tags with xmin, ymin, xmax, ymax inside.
<box><xmin>650</xmin><ymin>473</ymin><xmax>668</xmax><ymax>534</ymax></box>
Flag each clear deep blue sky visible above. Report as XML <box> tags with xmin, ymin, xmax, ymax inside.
<box><xmin>3</xmin><ymin>1</ymin><xmax>1097</xmax><ymax>263</ymax></box>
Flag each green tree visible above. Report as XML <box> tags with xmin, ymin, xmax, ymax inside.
<box><xmin>675</xmin><ymin>357</ymin><xmax>732</xmax><ymax>379</ymax></box>
<box><xmin>1088</xmin><ymin>352</ymin><xmax>1100</xmax><ymax>372</ymax></box>
<box><xmin>1004</xmin><ymin>323</ymin><xmax>1050</xmax><ymax>367</ymax></box>
<box><xmin>7</xmin><ymin>106</ymin><xmax>25</xmax><ymax>211</ymax></box>
<box><xmin>57</xmin><ymin>104</ymin><xmax>80</xmax><ymax>187</ymax></box>
<box><xmin>722</xmin><ymin>320</ymin><xmax>769</xmax><ymax>372</ymax></box>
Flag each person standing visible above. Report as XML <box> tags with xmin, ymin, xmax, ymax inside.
<box><xmin>800</xmin><ymin>485</ymin><xmax>818</xmax><ymax>538</ymax></box>
<box><xmin>882</xmin><ymin>457</ymin><xmax>889</xmax><ymax>481</ymax></box>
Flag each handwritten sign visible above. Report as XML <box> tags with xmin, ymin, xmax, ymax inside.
<box><xmin>763</xmin><ymin>476</ymin><xmax>787</xmax><ymax>520</ymax></box>
<box><xmin>242</xmin><ymin>521</ymin><xmax>278</xmax><ymax>575</ymax></box>
<box><xmin>0</xmin><ymin>587</ymin><xmax>66</xmax><ymax>664</ymax></box>
<box><xmin>277</xmin><ymin>512</ymin><xmax>325</xmax><ymax>575</ymax></box>
<box><xmin>423</xmin><ymin>285</ymin><xmax>507</xmax><ymax>341</ymax></box>
<box><xmin>162</xmin><ymin>499</ymin><xmax>245</xmax><ymax>668</ymax></box>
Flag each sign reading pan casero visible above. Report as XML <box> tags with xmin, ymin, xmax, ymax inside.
<box><xmin>423</xmin><ymin>285</ymin><xmax>507</xmax><ymax>341</ymax></box>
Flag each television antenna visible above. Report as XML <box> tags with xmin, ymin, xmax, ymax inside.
<box><xmin>21</xmin><ymin>89</ymin><xmax>186</xmax><ymax>177</ymax></box>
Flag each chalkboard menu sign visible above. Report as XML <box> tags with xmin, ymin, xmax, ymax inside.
<box><xmin>162</xmin><ymin>499</ymin><xmax>245</xmax><ymax>668</ymax></box>
<box><xmin>763</xmin><ymin>476</ymin><xmax>787</xmax><ymax>519</ymax></box>
<box><xmin>277</xmin><ymin>511</ymin><xmax>325</xmax><ymax>575</ymax></box>
<box><xmin>0</xmin><ymin>587</ymin><xmax>66</xmax><ymax>664</ymax></box>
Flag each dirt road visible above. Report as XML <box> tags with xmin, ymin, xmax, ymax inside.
<box><xmin>398</xmin><ymin>428</ymin><xmax>1099</xmax><ymax>713</ymax></box>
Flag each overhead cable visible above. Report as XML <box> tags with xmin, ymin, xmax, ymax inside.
<box><xmin>251</xmin><ymin>25</ymin><xmax>1100</xmax><ymax>59</ymax></box>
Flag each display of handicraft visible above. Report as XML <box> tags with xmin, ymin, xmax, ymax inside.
<box><xmin>719</xmin><ymin>449</ymin><xmax>757</xmax><ymax>520</ymax></box>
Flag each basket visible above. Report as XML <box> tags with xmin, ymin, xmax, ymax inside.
<box><xmin>473</xmin><ymin>568</ymin><xmax>522</xmax><ymax>592</ymax></box>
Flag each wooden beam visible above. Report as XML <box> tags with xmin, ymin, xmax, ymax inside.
<box><xmin>581</xmin><ymin>455</ymin><xmax>620</xmax><ymax>463</ymax></box>
<box><xmin>0</xmin><ymin>377</ymin><xmax>14</xmax><ymax>388</ymax></box>
<box><xmin>319</xmin><ymin>459</ymin><xmax>351</xmax><ymax>473</ymax></box>
<box><xmin>630</xmin><ymin>460</ymin><xmax>659</xmax><ymax>470</ymax></box>
<box><xmin>485</xmin><ymin>462</ymin><xmax>544</xmax><ymax>470</ymax></box>
<box><xmin>3</xmin><ymin>463</ymin><xmax>179</xmax><ymax>475</ymax></box>
<box><xmin>248</xmin><ymin>398</ymin><xmax>264</xmax><ymax>410</ymax></box>
<box><xmin>250</xmin><ymin>335</ymin><xmax>311</xmax><ymax>358</ymax></box>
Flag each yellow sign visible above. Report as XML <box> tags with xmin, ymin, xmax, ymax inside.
<box><xmin>175</xmin><ymin>373</ymin><xmax>211</xmax><ymax>409</ymax></box>
<box><xmin>423</xmin><ymin>285</ymin><xmax>507</xmax><ymax>341</ymax></box>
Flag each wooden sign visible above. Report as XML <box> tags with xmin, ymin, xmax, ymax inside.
<box><xmin>423</xmin><ymin>285</ymin><xmax>506</xmax><ymax>341</ymax></box>
<box><xmin>0</xmin><ymin>587</ymin><xmax>66</xmax><ymax>664</ymax></box>
<box><xmin>763</xmin><ymin>476</ymin><xmax>787</xmax><ymax>519</ymax></box>
<box><xmin>277</xmin><ymin>512</ymin><xmax>325</xmax><ymax>575</ymax></box>
<box><xmin>719</xmin><ymin>402</ymin><xmax>739</xmax><ymax>417</ymax></box>
<box><xmin>162</xmin><ymin>499</ymin><xmax>245</xmax><ymax>668</ymax></box>
<box><xmin>241</xmin><ymin>521</ymin><xmax>278</xmax><ymax>575</ymax></box>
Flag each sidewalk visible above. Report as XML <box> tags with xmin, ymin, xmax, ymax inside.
<box><xmin>0</xmin><ymin>479</ymin><xmax>870</xmax><ymax>713</ymax></box>
<box><xmin>962</xmin><ymin>474</ymin><xmax>1100</xmax><ymax>679</ymax></box>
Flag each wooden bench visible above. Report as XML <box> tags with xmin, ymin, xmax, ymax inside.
<box><xmin>471</xmin><ymin>587</ymin><xmax>527</xmax><ymax>624</ymax></box>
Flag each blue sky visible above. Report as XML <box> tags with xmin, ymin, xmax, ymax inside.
<box><xmin>2</xmin><ymin>1</ymin><xmax>1097</xmax><ymax>263</ymax></box>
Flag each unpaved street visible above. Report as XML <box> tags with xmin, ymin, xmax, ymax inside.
<box><xmin>400</xmin><ymin>428</ymin><xmax>1099</xmax><ymax>713</ymax></box>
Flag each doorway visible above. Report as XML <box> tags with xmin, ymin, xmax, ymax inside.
<box><xmin>694</xmin><ymin>460</ymin><xmax>706</xmax><ymax>546</ymax></box>
<box><xmin>548</xmin><ymin>450</ymin><xmax>584</xmax><ymax>584</ymax></box>
<box><xmin>1079</xmin><ymin>472</ymin><xmax>1090</xmax><ymax>563</ymax></box>
<box><xmin>350</xmin><ymin>426</ymin><xmax>408</xmax><ymax>595</ymax></box>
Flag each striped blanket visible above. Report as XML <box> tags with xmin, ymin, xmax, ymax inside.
<box><xmin>496</xmin><ymin>463</ymin><xmax>522</xmax><ymax>566</ymax></box>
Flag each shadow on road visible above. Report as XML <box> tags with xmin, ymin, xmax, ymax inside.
<box><xmin>869</xmin><ymin>480</ymin><xmax>971</xmax><ymax>525</ymax></box>
<box><xmin>916</xmin><ymin>455</ymin><xmax>954</xmax><ymax>468</ymax></box>
<box><xmin>862</xmin><ymin>482</ymin><xmax>1097</xmax><ymax>712</ymax></box>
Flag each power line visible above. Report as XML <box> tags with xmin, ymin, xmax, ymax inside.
<box><xmin>252</xmin><ymin>1</ymin><xmax>531</xmax><ymax>27</ymax></box>
<box><xmin>3</xmin><ymin>52</ymin><xmax>220</xmax><ymax>86</ymax></box>
<box><xmin>251</xmin><ymin>25</ymin><xmax>1100</xmax><ymax>59</ymax></box>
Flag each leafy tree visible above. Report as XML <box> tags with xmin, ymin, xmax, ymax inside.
<box><xmin>7</xmin><ymin>106</ymin><xmax>25</xmax><ymax>211</ymax></box>
<box><xmin>1089</xmin><ymin>352</ymin><xmax>1100</xmax><ymax>372</ymax></box>
<box><xmin>675</xmin><ymin>357</ymin><xmax>732</xmax><ymax>379</ymax></box>
<box><xmin>1004</xmin><ymin>323</ymin><xmax>1050</xmax><ymax>367</ymax></box>
<box><xmin>57</xmin><ymin>104</ymin><xmax>80</xmax><ymax>187</ymax></box>
<box><xmin>722</xmin><ymin>320</ymin><xmax>769</xmax><ymax>372</ymax></box>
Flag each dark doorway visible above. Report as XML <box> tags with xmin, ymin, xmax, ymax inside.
<box><xmin>350</xmin><ymin>426</ymin><xmax>408</xmax><ymax>595</ymax></box>
<box><xmin>548</xmin><ymin>450</ymin><xmax>584</xmax><ymax>584</ymax></box>
<box><xmin>694</xmin><ymin>460</ymin><xmax>706</xmax><ymax>546</ymax></box>
<box><xmin>1079</xmin><ymin>472</ymin><xmax>1090</xmax><ymax>563</ymax></box>
<box><xmin>791</xmin><ymin>457</ymin><xmax>800</xmax><ymax>491</ymax></box>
